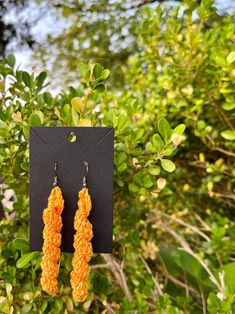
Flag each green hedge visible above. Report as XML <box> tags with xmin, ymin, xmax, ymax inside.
<box><xmin>0</xmin><ymin>1</ymin><xmax>235</xmax><ymax>313</ymax></box>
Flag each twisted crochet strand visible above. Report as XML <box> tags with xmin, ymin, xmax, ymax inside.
<box><xmin>70</xmin><ymin>187</ymin><xmax>93</xmax><ymax>302</ymax></box>
<box><xmin>40</xmin><ymin>186</ymin><xmax>64</xmax><ymax>295</ymax></box>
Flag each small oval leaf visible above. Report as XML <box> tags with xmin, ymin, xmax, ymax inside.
<box><xmin>13</xmin><ymin>238</ymin><xmax>29</xmax><ymax>251</ymax></box>
<box><xmin>16</xmin><ymin>252</ymin><xmax>37</xmax><ymax>268</ymax></box>
<box><xmin>221</xmin><ymin>130</ymin><xmax>235</xmax><ymax>141</ymax></box>
<box><xmin>158</xmin><ymin>118</ymin><xmax>172</xmax><ymax>142</ymax></box>
<box><xmin>29</xmin><ymin>113</ymin><xmax>41</xmax><ymax>126</ymax></box>
<box><xmin>161</xmin><ymin>159</ymin><xmax>176</xmax><ymax>172</ymax></box>
<box><xmin>148</xmin><ymin>165</ymin><xmax>161</xmax><ymax>175</ymax></box>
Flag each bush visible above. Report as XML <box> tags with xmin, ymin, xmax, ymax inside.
<box><xmin>0</xmin><ymin>1</ymin><xmax>235</xmax><ymax>313</ymax></box>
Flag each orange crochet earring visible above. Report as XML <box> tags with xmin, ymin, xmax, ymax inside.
<box><xmin>70</xmin><ymin>161</ymin><xmax>93</xmax><ymax>302</ymax></box>
<box><xmin>40</xmin><ymin>161</ymin><xmax>64</xmax><ymax>295</ymax></box>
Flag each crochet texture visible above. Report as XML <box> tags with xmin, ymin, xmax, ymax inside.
<box><xmin>40</xmin><ymin>186</ymin><xmax>64</xmax><ymax>294</ymax></box>
<box><xmin>70</xmin><ymin>187</ymin><xmax>93</xmax><ymax>302</ymax></box>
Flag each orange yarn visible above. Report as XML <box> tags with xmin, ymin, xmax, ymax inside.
<box><xmin>40</xmin><ymin>186</ymin><xmax>64</xmax><ymax>295</ymax></box>
<box><xmin>70</xmin><ymin>187</ymin><xmax>93</xmax><ymax>302</ymax></box>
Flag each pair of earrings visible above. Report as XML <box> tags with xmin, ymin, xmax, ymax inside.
<box><xmin>40</xmin><ymin>161</ymin><xmax>93</xmax><ymax>302</ymax></box>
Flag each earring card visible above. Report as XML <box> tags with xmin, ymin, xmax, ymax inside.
<box><xmin>29</xmin><ymin>126</ymin><xmax>114</xmax><ymax>253</ymax></box>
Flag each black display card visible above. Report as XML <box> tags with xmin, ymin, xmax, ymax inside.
<box><xmin>29</xmin><ymin>126</ymin><xmax>114</xmax><ymax>253</ymax></box>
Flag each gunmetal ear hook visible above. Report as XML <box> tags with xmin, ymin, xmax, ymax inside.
<box><xmin>53</xmin><ymin>161</ymin><xmax>58</xmax><ymax>187</ymax></box>
<box><xmin>83</xmin><ymin>161</ymin><xmax>89</xmax><ymax>188</ymax></box>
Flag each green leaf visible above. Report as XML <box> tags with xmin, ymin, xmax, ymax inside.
<box><xmin>148</xmin><ymin>165</ymin><xmax>161</xmax><ymax>175</ymax></box>
<box><xmin>128</xmin><ymin>183</ymin><xmax>139</xmax><ymax>192</ymax></box>
<box><xmin>22</xmin><ymin>71</ymin><xmax>31</xmax><ymax>88</ymax></box>
<box><xmin>222</xmin><ymin>103</ymin><xmax>235</xmax><ymax>111</ymax></box>
<box><xmin>151</xmin><ymin>133</ymin><xmax>164</xmax><ymax>152</ymax></box>
<box><xmin>131</xmin><ymin>147</ymin><xmax>141</xmax><ymax>156</ymax></box>
<box><xmin>35</xmin><ymin>110</ymin><xmax>44</xmax><ymax>123</ymax></box>
<box><xmin>164</xmin><ymin>145</ymin><xmax>174</xmax><ymax>156</ymax></box>
<box><xmin>117</xmin><ymin>113</ymin><xmax>128</xmax><ymax>132</ymax></box>
<box><xmin>158</xmin><ymin>118</ymin><xmax>172</xmax><ymax>142</ymax></box>
<box><xmin>117</xmin><ymin>162</ymin><xmax>127</xmax><ymax>172</ymax></box>
<box><xmin>17</xmin><ymin>252</ymin><xmax>37</xmax><ymax>268</ymax></box>
<box><xmin>0</xmin><ymin>110</ymin><xmax>6</xmax><ymax>121</ymax></box>
<box><xmin>107</xmin><ymin>109</ymin><xmax>117</xmax><ymax>127</ymax></box>
<box><xmin>71</xmin><ymin>97</ymin><xmax>84</xmax><ymax>112</ymax></box>
<box><xmin>13</xmin><ymin>238</ymin><xmax>29</xmax><ymax>251</ymax></box>
<box><xmin>161</xmin><ymin>159</ymin><xmax>176</xmax><ymax>172</ymax></box>
<box><xmin>160</xmin><ymin>247</ymin><xmax>210</xmax><ymax>290</ymax></box>
<box><xmin>100</xmin><ymin>69</ymin><xmax>110</xmax><ymax>80</ymax></box>
<box><xmin>41</xmin><ymin>300</ymin><xmax>48</xmax><ymax>312</ymax></box>
<box><xmin>36</xmin><ymin>71</ymin><xmax>47</xmax><ymax>88</ymax></box>
<box><xmin>90</xmin><ymin>89</ymin><xmax>101</xmax><ymax>102</ymax></box>
<box><xmin>94</xmin><ymin>84</ymin><xmax>105</xmax><ymax>93</ymax></box>
<box><xmin>43</xmin><ymin>92</ymin><xmax>52</xmax><ymax>105</ymax></box>
<box><xmin>226</xmin><ymin>51</ymin><xmax>235</xmax><ymax>65</ymax></box>
<box><xmin>116</xmin><ymin>152</ymin><xmax>126</xmax><ymax>166</ymax></box>
<box><xmin>55</xmin><ymin>299</ymin><xmax>63</xmax><ymax>311</ymax></box>
<box><xmin>6</xmin><ymin>54</ymin><xmax>16</xmax><ymax>68</ymax></box>
<box><xmin>221</xmin><ymin>262</ymin><xmax>235</xmax><ymax>293</ymax></box>
<box><xmin>219</xmin><ymin>88</ymin><xmax>233</xmax><ymax>94</ymax></box>
<box><xmin>29</xmin><ymin>113</ymin><xmax>41</xmax><ymax>126</ymax></box>
<box><xmin>71</xmin><ymin>106</ymin><xmax>79</xmax><ymax>125</ymax></box>
<box><xmin>173</xmin><ymin>124</ymin><xmax>185</xmax><ymax>135</ymax></box>
<box><xmin>23</xmin><ymin>125</ymin><xmax>29</xmax><ymax>139</ymax></box>
<box><xmin>215</xmin><ymin>56</ymin><xmax>226</xmax><ymax>67</ymax></box>
<box><xmin>22</xmin><ymin>303</ymin><xmax>33</xmax><ymax>313</ymax></box>
<box><xmin>141</xmin><ymin>20</ymin><xmax>149</xmax><ymax>32</ymax></box>
<box><xmin>2</xmin><ymin>266</ymin><xmax>16</xmax><ymax>281</ymax></box>
<box><xmin>64</xmin><ymin>253</ymin><xmax>72</xmax><ymax>271</ymax></box>
<box><xmin>0</xmin><ymin>299</ymin><xmax>10</xmax><ymax>314</ymax></box>
<box><xmin>221</xmin><ymin>130</ymin><xmax>235</xmax><ymax>140</ymax></box>
<box><xmin>133</xmin><ymin>173</ymin><xmax>144</xmax><ymax>186</ymax></box>
<box><xmin>34</xmin><ymin>254</ymin><xmax>42</xmax><ymax>270</ymax></box>
<box><xmin>77</xmin><ymin>63</ymin><xmax>89</xmax><ymax>78</ymax></box>
<box><xmin>20</xmin><ymin>92</ymin><xmax>30</xmax><ymax>102</ymax></box>
<box><xmin>211</xmin><ymin>223</ymin><xmax>225</xmax><ymax>239</ymax></box>
<box><xmin>172</xmin><ymin>249</ymin><xmax>207</xmax><ymax>279</ymax></box>
<box><xmin>143</xmin><ymin>175</ymin><xmax>153</xmax><ymax>188</ymax></box>
<box><xmin>207</xmin><ymin>292</ymin><xmax>221</xmax><ymax>314</ymax></box>
<box><xmin>93</xmin><ymin>63</ymin><xmax>103</xmax><ymax>79</ymax></box>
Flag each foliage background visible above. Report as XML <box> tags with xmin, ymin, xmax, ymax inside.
<box><xmin>0</xmin><ymin>0</ymin><xmax>235</xmax><ymax>313</ymax></box>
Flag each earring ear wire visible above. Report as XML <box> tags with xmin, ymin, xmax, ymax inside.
<box><xmin>82</xmin><ymin>161</ymin><xmax>88</xmax><ymax>188</ymax></box>
<box><xmin>53</xmin><ymin>161</ymin><xmax>58</xmax><ymax>187</ymax></box>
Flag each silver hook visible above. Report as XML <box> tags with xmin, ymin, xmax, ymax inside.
<box><xmin>53</xmin><ymin>161</ymin><xmax>58</xmax><ymax>187</ymax></box>
<box><xmin>83</xmin><ymin>161</ymin><xmax>89</xmax><ymax>187</ymax></box>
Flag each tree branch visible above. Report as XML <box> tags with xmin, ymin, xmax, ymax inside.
<box><xmin>101</xmin><ymin>254</ymin><xmax>133</xmax><ymax>302</ymax></box>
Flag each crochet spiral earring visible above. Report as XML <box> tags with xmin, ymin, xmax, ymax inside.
<box><xmin>70</xmin><ymin>161</ymin><xmax>93</xmax><ymax>302</ymax></box>
<box><xmin>40</xmin><ymin>161</ymin><xmax>64</xmax><ymax>295</ymax></box>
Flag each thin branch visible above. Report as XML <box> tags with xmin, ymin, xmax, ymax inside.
<box><xmin>166</xmin><ymin>273</ymin><xmax>199</xmax><ymax>297</ymax></box>
<box><xmin>213</xmin><ymin>146</ymin><xmax>235</xmax><ymax>158</ymax></box>
<box><xmin>101</xmin><ymin>254</ymin><xmax>133</xmax><ymax>302</ymax></box>
<box><xmin>211</xmin><ymin>191</ymin><xmax>235</xmax><ymax>201</ymax></box>
<box><xmin>139</xmin><ymin>254</ymin><xmax>163</xmax><ymax>296</ymax></box>
<box><xmin>160</xmin><ymin>222</ymin><xmax>222</xmax><ymax>292</ymax></box>
<box><xmin>194</xmin><ymin>214</ymin><xmax>211</xmax><ymax>232</ymax></box>
<box><xmin>211</xmin><ymin>95</ymin><xmax>234</xmax><ymax>130</ymax></box>
<box><xmin>91</xmin><ymin>264</ymin><xmax>110</xmax><ymax>269</ymax></box>
<box><xmin>160</xmin><ymin>222</ymin><xmax>191</xmax><ymax>251</ymax></box>
<box><xmin>95</xmin><ymin>296</ymin><xmax>116</xmax><ymax>314</ymax></box>
<box><xmin>156</xmin><ymin>211</ymin><xmax>211</xmax><ymax>242</ymax></box>
<box><xmin>204</xmin><ymin>134</ymin><xmax>235</xmax><ymax>159</ymax></box>
<box><xmin>91</xmin><ymin>256</ymin><xmax>133</xmax><ymax>302</ymax></box>
<box><xmin>199</xmin><ymin>285</ymin><xmax>207</xmax><ymax>314</ymax></box>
